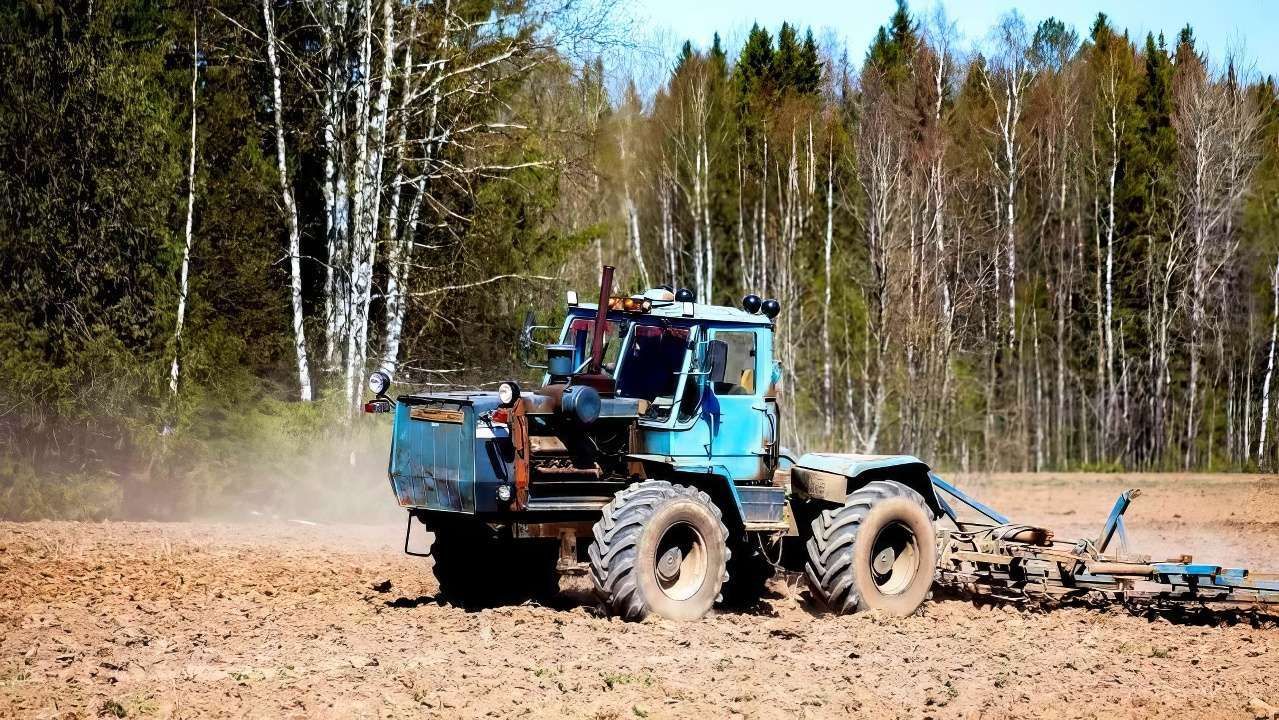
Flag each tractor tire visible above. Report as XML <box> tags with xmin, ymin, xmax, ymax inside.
<box><xmin>804</xmin><ymin>480</ymin><xmax>937</xmax><ymax>616</ymax></box>
<box><xmin>430</xmin><ymin>523</ymin><xmax>558</xmax><ymax>608</ymax></box>
<box><xmin>588</xmin><ymin>480</ymin><xmax>729</xmax><ymax>621</ymax></box>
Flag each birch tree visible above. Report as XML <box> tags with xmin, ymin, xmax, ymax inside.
<box><xmin>263</xmin><ymin>0</ymin><xmax>313</xmax><ymax>402</ymax></box>
<box><xmin>319</xmin><ymin>0</ymin><xmax>352</xmax><ymax>371</ymax></box>
<box><xmin>1174</xmin><ymin>47</ymin><xmax>1259</xmax><ymax>466</ymax></box>
<box><xmin>170</xmin><ymin>18</ymin><xmax>199</xmax><ymax>398</ymax></box>
<box><xmin>1259</xmin><ymin>251</ymin><xmax>1279</xmax><ymax>462</ymax></box>
<box><xmin>853</xmin><ymin>76</ymin><xmax>905</xmax><ymax>451</ymax></box>
<box><xmin>342</xmin><ymin>0</ymin><xmax>394</xmax><ymax>407</ymax></box>
<box><xmin>983</xmin><ymin>12</ymin><xmax>1034</xmax><ymax>350</ymax></box>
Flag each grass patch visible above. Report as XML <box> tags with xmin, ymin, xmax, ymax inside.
<box><xmin>601</xmin><ymin>671</ymin><xmax>653</xmax><ymax>690</ymax></box>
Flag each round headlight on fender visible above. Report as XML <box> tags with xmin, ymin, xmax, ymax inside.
<box><xmin>497</xmin><ymin>381</ymin><xmax>522</xmax><ymax>407</ymax></box>
<box><xmin>368</xmin><ymin>370</ymin><xmax>391</xmax><ymax>396</ymax></box>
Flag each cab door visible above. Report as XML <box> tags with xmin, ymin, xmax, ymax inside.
<box><xmin>706</xmin><ymin>327</ymin><xmax>771</xmax><ymax>482</ymax></box>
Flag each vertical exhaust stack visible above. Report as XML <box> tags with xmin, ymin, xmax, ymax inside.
<box><xmin>588</xmin><ymin>265</ymin><xmax>614</xmax><ymax>374</ymax></box>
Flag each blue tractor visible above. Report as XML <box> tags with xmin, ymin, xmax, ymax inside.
<box><xmin>365</xmin><ymin>265</ymin><xmax>945</xmax><ymax>620</ymax></box>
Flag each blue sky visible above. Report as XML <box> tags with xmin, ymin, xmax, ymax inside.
<box><xmin>625</xmin><ymin>0</ymin><xmax>1279</xmax><ymax>78</ymax></box>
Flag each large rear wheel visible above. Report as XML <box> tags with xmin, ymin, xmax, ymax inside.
<box><xmin>804</xmin><ymin>480</ymin><xmax>936</xmax><ymax>616</ymax></box>
<box><xmin>588</xmin><ymin>481</ymin><xmax>729</xmax><ymax>621</ymax></box>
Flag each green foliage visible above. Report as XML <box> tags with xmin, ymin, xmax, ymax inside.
<box><xmin>1030</xmin><ymin>18</ymin><xmax>1078</xmax><ymax>70</ymax></box>
<box><xmin>735</xmin><ymin>23</ymin><xmax>774</xmax><ymax>108</ymax></box>
<box><xmin>0</xmin><ymin>0</ymin><xmax>586</xmax><ymax>519</ymax></box>
<box><xmin>0</xmin><ymin>0</ymin><xmax>181</xmax><ymax>361</ymax></box>
<box><xmin>866</xmin><ymin>0</ymin><xmax>918</xmax><ymax>88</ymax></box>
<box><xmin>2</xmin><ymin>0</ymin><xmax>1277</xmax><ymax>522</ymax></box>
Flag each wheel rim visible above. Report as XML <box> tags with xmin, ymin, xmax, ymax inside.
<box><xmin>869</xmin><ymin>520</ymin><xmax>919</xmax><ymax>595</ymax></box>
<box><xmin>653</xmin><ymin>521</ymin><xmax>708</xmax><ymax>601</ymax></box>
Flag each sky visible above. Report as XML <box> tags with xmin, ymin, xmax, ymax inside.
<box><xmin>624</xmin><ymin>0</ymin><xmax>1279</xmax><ymax>78</ymax></box>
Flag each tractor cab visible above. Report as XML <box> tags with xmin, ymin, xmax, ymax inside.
<box><xmin>539</xmin><ymin>282</ymin><xmax>783</xmax><ymax>484</ymax></box>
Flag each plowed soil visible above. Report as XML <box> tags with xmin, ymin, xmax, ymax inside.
<box><xmin>2</xmin><ymin>473</ymin><xmax>1278</xmax><ymax>719</ymax></box>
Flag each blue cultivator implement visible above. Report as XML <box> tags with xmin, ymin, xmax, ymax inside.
<box><xmin>932</xmin><ymin>479</ymin><xmax>1279</xmax><ymax>610</ymax></box>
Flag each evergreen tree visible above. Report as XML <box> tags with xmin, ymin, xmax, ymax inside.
<box><xmin>775</xmin><ymin>22</ymin><xmax>799</xmax><ymax>89</ymax></box>
<box><xmin>1030</xmin><ymin>17</ymin><xmax>1078</xmax><ymax>71</ymax></box>
<box><xmin>709</xmin><ymin>32</ymin><xmax>728</xmax><ymax>78</ymax></box>
<box><xmin>797</xmin><ymin>29</ymin><xmax>823</xmax><ymax>94</ymax></box>
<box><xmin>735</xmin><ymin>22</ymin><xmax>774</xmax><ymax>111</ymax></box>
<box><xmin>866</xmin><ymin>0</ymin><xmax>918</xmax><ymax>88</ymax></box>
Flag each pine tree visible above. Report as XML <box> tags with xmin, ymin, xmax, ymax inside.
<box><xmin>735</xmin><ymin>23</ymin><xmax>774</xmax><ymax>111</ymax></box>
<box><xmin>775</xmin><ymin>22</ymin><xmax>799</xmax><ymax>90</ymax></box>
<box><xmin>796</xmin><ymin>29</ymin><xmax>822</xmax><ymax>94</ymax></box>
<box><xmin>866</xmin><ymin>0</ymin><xmax>918</xmax><ymax>88</ymax></box>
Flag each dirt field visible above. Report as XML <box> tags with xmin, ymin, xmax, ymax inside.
<box><xmin>2</xmin><ymin>473</ymin><xmax>1278</xmax><ymax>719</ymax></box>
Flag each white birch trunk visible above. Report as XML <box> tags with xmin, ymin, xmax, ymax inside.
<box><xmin>1104</xmin><ymin>86</ymin><xmax>1119</xmax><ymax>445</ymax></box>
<box><xmin>619</xmin><ymin>131</ymin><xmax>650</xmax><ymax>289</ymax></box>
<box><xmin>822</xmin><ymin>136</ymin><xmax>834</xmax><ymax>438</ymax></box>
<box><xmin>700</xmin><ymin>133</ymin><xmax>714</xmax><ymax>303</ymax></box>
<box><xmin>344</xmin><ymin>0</ymin><xmax>374</xmax><ymax>405</ymax></box>
<box><xmin>1258</xmin><ymin>252</ymin><xmax>1279</xmax><ymax>462</ymax></box>
<box><xmin>345</xmin><ymin>0</ymin><xmax>395</xmax><ymax>407</ymax></box>
<box><xmin>263</xmin><ymin>0</ymin><xmax>313</xmax><ymax>402</ymax></box>
<box><xmin>378</xmin><ymin>7</ymin><xmax>417</xmax><ymax>377</ymax></box>
<box><xmin>170</xmin><ymin>19</ymin><xmax>199</xmax><ymax>398</ymax></box>
<box><xmin>322</xmin><ymin>0</ymin><xmax>351</xmax><ymax>369</ymax></box>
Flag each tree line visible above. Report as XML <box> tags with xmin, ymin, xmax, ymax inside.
<box><xmin>614</xmin><ymin>5</ymin><xmax>1279</xmax><ymax>474</ymax></box>
<box><xmin>1</xmin><ymin>0</ymin><xmax>1277</xmax><ymax>519</ymax></box>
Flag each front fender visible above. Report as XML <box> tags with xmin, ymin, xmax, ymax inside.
<box><xmin>791</xmin><ymin>452</ymin><xmax>943</xmax><ymax>517</ymax></box>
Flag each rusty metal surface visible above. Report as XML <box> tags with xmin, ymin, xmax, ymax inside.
<box><xmin>529</xmin><ymin>435</ymin><xmax>568</xmax><ymax>454</ymax></box>
<box><xmin>513</xmin><ymin>521</ymin><xmax>594</xmax><ymax>539</ymax></box>
<box><xmin>408</xmin><ymin>406</ymin><xmax>464</xmax><ymax>423</ymax></box>
<box><xmin>790</xmin><ymin>466</ymin><xmax>846</xmax><ymax>502</ymax></box>
<box><xmin>512</xmin><ymin>398</ymin><xmax>530</xmax><ymax>510</ymax></box>
<box><xmin>588</xmin><ymin>265</ymin><xmax>614</xmax><ymax>374</ymax></box>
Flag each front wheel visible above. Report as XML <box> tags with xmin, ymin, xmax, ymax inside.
<box><xmin>804</xmin><ymin>480</ymin><xmax>936</xmax><ymax>616</ymax></box>
<box><xmin>588</xmin><ymin>481</ymin><xmax>729</xmax><ymax>621</ymax></box>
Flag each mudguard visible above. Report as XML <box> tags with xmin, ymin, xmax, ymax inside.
<box><xmin>625</xmin><ymin>454</ymin><xmax>788</xmax><ymax>527</ymax></box>
<box><xmin>790</xmin><ymin>452</ymin><xmax>943</xmax><ymax>517</ymax></box>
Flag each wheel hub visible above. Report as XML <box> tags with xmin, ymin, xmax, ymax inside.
<box><xmin>657</xmin><ymin>546</ymin><xmax>684</xmax><ymax>582</ymax></box>
<box><xmin>872</xmin><ymin>546</ymin><xmax>897</xmax><ymax>574</ymax></box>
<box><xmin>869</xmin><ymin>520</ymin><xmax>920</xmax><ymax>595</ymax></box>
<box><xmin>653</xmin><ymin>521</ymin><xmax>708</xmax><ymax>602</ymax></box>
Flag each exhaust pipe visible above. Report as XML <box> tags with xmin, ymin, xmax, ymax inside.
<box><xmin>588</xmin><ymin>265</ymin><xmax>614</xmax><ymax>374</ymax></box>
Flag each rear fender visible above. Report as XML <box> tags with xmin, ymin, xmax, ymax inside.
<box><xmin>790</xmin><ymin>453</ymin><xmax>943</xmax><ymax>518</ymax></box>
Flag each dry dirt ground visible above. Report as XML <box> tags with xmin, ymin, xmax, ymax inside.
<box><xmin>2</xmin><ymin>473</ymin><xmax>1278</xmax><ymax>719</ymax></box>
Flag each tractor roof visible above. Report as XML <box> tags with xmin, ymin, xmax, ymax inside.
<box><xmin>572</xmin><ymin>301</ymin><xmax>773</xmax><ymax>327</ymax></box>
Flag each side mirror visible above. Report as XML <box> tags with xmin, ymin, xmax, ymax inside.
<box><xmin>705</xmin><ymin>339</ymin><xmax>728</xmax><ymax>385</ymax></box>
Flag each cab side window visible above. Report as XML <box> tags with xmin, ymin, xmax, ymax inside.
<box><xmin>713</xmin><ymin>331</ymin><xmax>758</xmax><ymax>396</ymax></box>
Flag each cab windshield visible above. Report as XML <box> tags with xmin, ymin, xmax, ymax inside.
<box><xmin>616</xmin><ymin>324</ymin><xmax>691</xmax><ymax>402</ymax></box>
<box><xmin>562</xmin><ymin>316</ymin><xmax>623</xmax><ymax>372</ymax></box>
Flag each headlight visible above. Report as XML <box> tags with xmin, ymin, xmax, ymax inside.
<box><xmin>368</xmin><ymin>371</ymin><xmax>391</xmax><ymax>396</ymax></box>
<box><xmin>497</xmin><ymin>381</ymin><xmax>521</xmax><ymax>407</ymax></box>
<box><xmin>495</xmin><ymin>484</ymin><xmax>513</xmax><ymax>503</ymax></box>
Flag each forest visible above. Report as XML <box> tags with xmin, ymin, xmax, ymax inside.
<box><xmin>2</xmin><ymin>0</ymin><xmax>1278</xmax><ymax>520</ymax></box>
